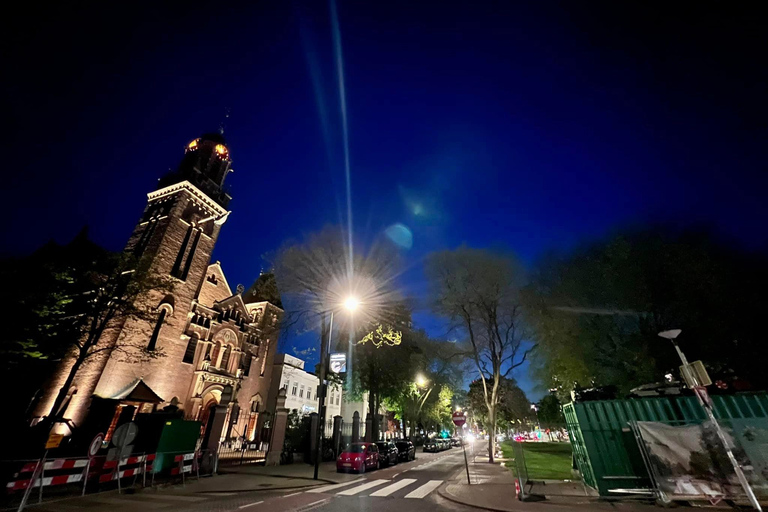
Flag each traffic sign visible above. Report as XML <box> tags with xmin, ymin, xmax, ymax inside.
<box><xmin>111</xmin><ymin>422</ymin><xmax>138</xmax><ymax>448</ymax></box>
<box><xmin>452</xmin><ymin>411</ymin><xmax>466</xmax><ymax>427</ymax></box>
<box><xmin>88</xmin><ymin>433</ymin><xmax>104</xmax><ymax>457</ymax></box>
<box><xmin>46</xmin><ymin>433</ymin><xmax>64</xmax><ymax>449</ymax></box>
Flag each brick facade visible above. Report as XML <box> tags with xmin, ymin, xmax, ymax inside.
<box><xmin>33</xmin><ymin>134</ymin><xmax>280</xmax><ymax>443</ymax></box>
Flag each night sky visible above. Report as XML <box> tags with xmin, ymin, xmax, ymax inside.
<box><xmin>3</xmin><ymin>2</ymin><xmax>766</xmax><ymax>399</ymax></box>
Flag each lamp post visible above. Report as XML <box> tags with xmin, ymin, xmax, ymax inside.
<box><xmin>313</xmin><ymin>297</ymin><xmax>358</xmax><ymax>480</ymax></box>
<box><xmin>658</xmin><ymin>329</ymin><xmax>761</xmax><ymax>511</ymax></box>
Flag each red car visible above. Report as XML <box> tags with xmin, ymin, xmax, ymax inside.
<box><xmin>337</xmin><ymin>442</ymin><xmax>380</xmax><ymax>473</ymax></box>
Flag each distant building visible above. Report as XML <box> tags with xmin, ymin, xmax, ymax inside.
<box><xmin>266</xmin><ymin>354</ymin><xmax>342</xmax><ymax>435</ymax></box>
<box><xmin>32</xmin><ymin>133</ymin><xmax>282</xmax><ymax>445</ymax></box>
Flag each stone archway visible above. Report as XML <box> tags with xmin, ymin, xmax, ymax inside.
<box><xmin>246</xmin><ymin>393</ymin><xmax>264</xmax><ymax>442</ymax></box>
<box><xmin>198</xmin><ymin>387</ymin><xmax>222</xmax><ymax>447</ymax></box>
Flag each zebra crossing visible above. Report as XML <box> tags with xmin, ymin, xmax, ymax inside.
<box><xmin>309</xmin><ymin>476</ymin><xmax>444</xmax><ymax>499</ymax></box>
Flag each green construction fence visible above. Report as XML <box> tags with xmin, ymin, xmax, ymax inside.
<box><xmin>563</xmin><ymin>392</ymin><xmax>768</xmax><ymax>497</ymax></box>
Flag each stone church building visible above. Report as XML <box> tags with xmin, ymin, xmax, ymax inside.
<box><xmin>32</xmin><ymin>133</ymin><xmax>281</xmax><ymax>445</ymax></box>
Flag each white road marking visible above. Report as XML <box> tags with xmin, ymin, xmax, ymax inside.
<box><xmin>305</xmin><ymin>499</ymin><xmax>328</xmax><ymax>507</ymax></box>
<box><xmin>336</xmin><ymin>479</ymin><xmax>388</xmax><ymax>496</ymax></box>
<box><xmin>239</xmin><ymin>500</ymin><xmax>264</xmax><ymax>509</ymax></box>
<box><xmin>306</xmin><ymin>478</ymin><xmax>364</xmax><ymax>493</ymax></box>
<box><xmin>283</xmin><ymin>492</ymin><xmax>301</xmax><ymax>498</ymax></box>
<box><xmin>404</xmin><ymin>480</ymin><xmax>443</xmax><ymax>499</ymax></box>
<box><xmin>369</xmin><ymin>478</ymin><xmax>417</xmax><ymax>497</ymax></box>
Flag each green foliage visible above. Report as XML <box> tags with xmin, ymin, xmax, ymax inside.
<box><xmin>468</xmin><ymin>377</ymin><xmax>531</xmax><ymax>430</ymax></box>
<box><xmin>243</xmin><ymin>272</ymin><xmax>282</xmax><ymax>309</ymax></box>
<box><xmin>537</xmin><ymin>394</ymin><xmax>565</xmax><ymax>428</ymax></box>
<box><xmin>358</xmin><ymin>325</ymin><xmax>402</xmax><ymax>348</ymax></box>
<box><xmin>527</xmin><ymin>228</ymin><xmax>768</xmax><ymax>399</ymax></box>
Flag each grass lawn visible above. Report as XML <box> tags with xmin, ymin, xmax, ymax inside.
<box><xmin>500</xmin><ymin>441</ymin><xmax>575</xmax><ymax>481</ymax></box>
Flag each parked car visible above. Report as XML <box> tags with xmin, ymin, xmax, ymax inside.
<box><xmin>451</xmin><ymin>437</ymin><xmax>461</xmax><ymax>447</ymax></box>
<box><xmin>423</xmin><ymin>438</ymin><xmax>440</xmax><ymax>452</ymax></box>
<box><xmin>337</xmin><ymin>442</ymin><xmax>380</xmax><ymax>473</ymax></box>
<box><xmin>376</xmin><ymin>440</ymin><xmax>399</xmax><ymax>466</ymax></box>
<box><xmin>396</xmin><ymin>440</ymin><xmax>416</xmax><ymax>461</ymax></box>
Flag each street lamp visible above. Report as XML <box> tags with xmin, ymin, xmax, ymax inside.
<box><xmin>313</xmin><ymin>297</ymin><xmax>358</xmax><ymax>480</ymax></box>
<box><xmin>416</xmin><ymin>374</ymin><xmax>428</xmax><ymax>388</ymax></box>
<box><xmin>658</xmin><ymin>329</ymin><xmax>761</xmax><ymax>511</ymax></box>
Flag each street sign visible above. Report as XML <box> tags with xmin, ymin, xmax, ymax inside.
<box><xmin>46</xmin><ymin>433</ymin><xmax>64</xmax><ymax>449</ymax></box>
<box><xmin>680</xmin><ymin>360</ymin><xmax>712</xmax><ymax>388</ymax></box>
<box><xmin>329</xmin><ymin>353</ymin><xmax>346</xmax><ymax>373</ymax></box>
<box><xmin>111</xmin><ymin>422</ymin><xmax>138</xmax><ymax>448</ymax></box>
<box><xmin>88</xmin><ymin>433</ymin><xmax>104</xmax><ymax>457</ymax></box>
<box><xmin>452</xmin><ymin>411</ymin><xmax>466</xmax><ymax>427</ymax></box>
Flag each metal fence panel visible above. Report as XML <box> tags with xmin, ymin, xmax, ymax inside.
<box><xmin>565</xmin><ymin>392</ymin><xmax>768</xmax><ymax>498</ymax></box>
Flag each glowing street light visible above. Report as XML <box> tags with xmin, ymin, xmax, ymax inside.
<box><xmin>344</xmin><ymin>296</ymin><xmax>359</xmax><ymax>311</ymax></box>
<box><xmin>416</xmin><ymin>374</ymin><xmax>428</xmax><ymax>388</ymax></box>
<box><xmin>314</xmin><ymin>295</ymin><xmax>360</xmax><ymax>480</ymax></box>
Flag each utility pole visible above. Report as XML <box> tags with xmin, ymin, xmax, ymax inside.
<box><xmin>659</xmin><ymin>330</ymin><xmax>762</xmax><ymax>512</ymax></box>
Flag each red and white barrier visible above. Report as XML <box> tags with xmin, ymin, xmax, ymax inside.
<box><xmin>170</xmin><ymin>453</ymin><xmax>195</xmax><ymax>475</ymax></box>
<box><xmin>7</xmin><ymin>457</ymin><xmax>90</xmax><ymax>492</ymax></box>
<box><xmin>99</xmin><ymin>454</ymin><xmax>155</xmax><ymax>483</ymax></box>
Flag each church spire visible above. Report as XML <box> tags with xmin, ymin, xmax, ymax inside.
<box><xmin>156</xmin><ymin>133</ymin><xmax>233</xmax><ymax>208</ymax></box>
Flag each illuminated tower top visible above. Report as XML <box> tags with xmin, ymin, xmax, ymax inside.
<box><xmin>157</xmin><ymin>132</ymin><xmax>233</xmax><ymax>208</ymax></box>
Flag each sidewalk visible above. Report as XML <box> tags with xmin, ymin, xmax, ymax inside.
<box><xmin>438</xmin><ymin>448</ymin><xmax>654</xmax><ymax>512</ymax></box>
<box><xmin>25</xmin><ymin>461</ymin><xmax>354</xmax><ymax>511</ymax></box>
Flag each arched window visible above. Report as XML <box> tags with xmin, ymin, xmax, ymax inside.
<box><xmin>210</xmin><ymin>342</ymin><xmax>222</xmax><ymax>367</ymax></box>
<box><xmin>220</xmin><ymin>345</ymin><xmax>231</xmax><ymax>370</ymax></box>
<box><xmin>147</xmin><ymin>309</ymin><xmax>167</xmax><ymax>351</ymax></box>
<box><xmin>241</xmin><ymin>353</ymin><xmax>252</xmax><ymax>376</ymax></box>
<box><xmin>182</xmin><ymin>334</ymin><xmax>199</xmax><ymax>364</ymax></box>
<box><xmin>246</xmin><ymin>396</ymin><xmax>262</xmax><ymax>442</ymax></box>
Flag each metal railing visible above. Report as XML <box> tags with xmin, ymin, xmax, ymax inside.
<box><xmin>217</xmin><ymin>441</ymin><xmax>266</xmax><ymax>466</ymax></box>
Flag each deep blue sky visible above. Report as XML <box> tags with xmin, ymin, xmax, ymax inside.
<box><xmin>3</xmin><ymin>2</ymin><xmax>766</xmax><ymax>399</ymax></box>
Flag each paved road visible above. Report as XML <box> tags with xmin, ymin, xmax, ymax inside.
<box><xmin>33</xmin><ymin>448</ymin><xmax>473</xmax><ymax>512</ymax></box>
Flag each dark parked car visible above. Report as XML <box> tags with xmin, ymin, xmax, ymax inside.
<box><xmin>451</xmin><ymin>437</ymin><xmax>461</xmax><ymax>447</ymax></box>
<box><xmin>396</xmin><ymin>440</ymin><xmax>416</xmax><ymax>461</ymax></box>
<box><xmin>376</xmin><ymin>440</ymin><xmax>399</xmax><ymax>466</ymax></box>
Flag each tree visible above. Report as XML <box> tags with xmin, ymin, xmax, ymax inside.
<box><xmin>243</xmin><ymin>272</ymin><xmax>282</xmax><ymax>309</ymax></box>
<box><xmin>353</xmin><ymin>321</ymin><xmax>404</xmax><ymax>441</ymax></box>
<box><xmin>425</xmin><ymin>247</ymin><xmax>533</xmax><ymax>462</ymax></box>
<box><xmin>0</xmin><ymin>229</ymin><xmax>174</xmax><ymax>445</ymax></box>
<box><xmin>527</xmin><ymin>227</ymin><xmax>768</xmax><ymax>399</ymax></box>
<box><xmin>468</xmin><ymin>377</ymin><xmax>530</xmax><ymax>432</ymax></box>
<box><xmin>41</xmin><ymin>251</ymin><xmax>173</xmax><ymax>433</ymax></box>
<box><xmin>271</xmin><ymin>226</ymin><xmax>401</xmax><ymax>345</ymax></box>
<box><xmin>537</xmin><ymin>394</ymin><xmax>565</xmax><ymax>429</ymax></box>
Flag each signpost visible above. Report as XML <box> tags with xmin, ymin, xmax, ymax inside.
<box><xmin>329</xmin><ymin>353</ymin><xmax>346</xmax><ymax>374</ymax></box>
<box><xmin>88</xmin><ymin>433</ymin><xmax>104</xmax><ymax>458</ymax></box>
<box><xmin>453</xmin><ymin>412</ymin><xmax>471</xmax><ymax>485</ymax></box>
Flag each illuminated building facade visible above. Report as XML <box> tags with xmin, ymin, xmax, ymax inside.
<box><xmin>33</xmin><ymin>133</ymin><xmax>281</xmax><ymax>443</ymax></box>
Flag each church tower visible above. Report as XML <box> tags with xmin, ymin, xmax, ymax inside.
<box><xmin>125</xmin><ymin>132</ymin><xmax>232</xmax><ymax>280</ymax></box>
<box><xmin>35</xmin><ymin>133</ymin><xmax>236</xmax><ymax>431</ymax></box>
